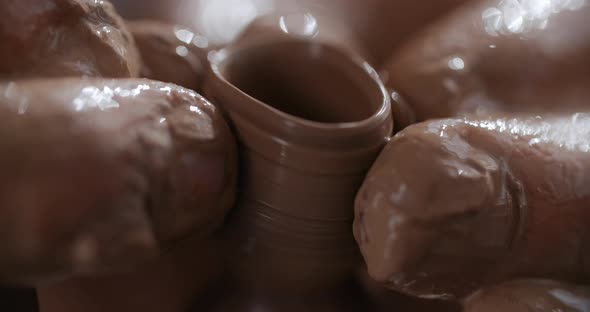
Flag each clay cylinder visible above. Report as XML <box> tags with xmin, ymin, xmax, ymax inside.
<box><xmin>205</xmin><ymin>36</ymin><xmax>392</xmax><ymax>292</ymax></box>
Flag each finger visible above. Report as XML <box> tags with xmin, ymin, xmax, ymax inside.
<box><xmin>354</xmin><ymin>113</ymin><xmax>590</xmax><ymax>298</ymax></box>
<box><xmin>0</xmin><ymin>0</ymin><xmax>140</xmax><ymax>78</ymax></box>
<box><xmin>0</xmin><ymin>78</ymin><xmax>237</xmax><ymax>283</ymax></box>
<box><xmin>380</xmin><ymin>0</ymin><xmax>590</xmax><ymax>129</ymax></box>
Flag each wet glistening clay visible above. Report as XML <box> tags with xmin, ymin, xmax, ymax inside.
<box><xmin>0</xmin><ymin>0</ymin><xmax>589</xmax><ymax>311</ymax></box>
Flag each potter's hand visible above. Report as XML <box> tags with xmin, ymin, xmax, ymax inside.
<box><xmin>0</xmin><ymin>78</ymin><xmax>236</xmax><ymax>283</ymax></box>
<box><xmin>463</xmin><ymin>279</ymin><xmax>590</xmax><ymax>312</ymax></box>
<box><xmin>380</xmin><ymin>0</ymin><xmax>590</xmax><ymax>130</ymax></box>
<box><xmin>0</xmin><ymin>0</ymin><xmax>140</xmax><ymax>78</ymax></box>
<box><xmin>354</xmin><ymin>113</ymin><xmax>590</xmax><ymax>299</ymax></box>
<box><xmin>364</xmin><ymin>0</ymin><xmax>590</xmax><ymax>303</ymax></box>
<box><xmin>0</xmin><ymin>0</ymin><xmax>233</xmax><ymax>283</ymax></box>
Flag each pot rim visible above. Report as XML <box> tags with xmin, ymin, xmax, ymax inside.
<box><xmin>207</xmin><ymin>38</ymin><xmax>392</xmax><ymax>146</ymax></box>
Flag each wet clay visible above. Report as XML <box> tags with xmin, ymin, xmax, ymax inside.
<box><xmin>0</xmin><ymin>0</ymin><xmax>140</xmax><ymax>78</ymax></box>
<box><xmin>204</xmin><ymin>35</ymin><xmax>392</xmax><ymax>294</ymax></box>
<box><xmin>382</xmin><ymin>0</ymin><xmax>590</xmax><ymax>129</ymax></box>
<box><xmin>0</xmin><ymin>79</ymin><xmax>236</xmax><ymax>283</ymax></box>
<box><xmin>463</xmin><ymin>279</ymin><xmax>590</xmax><ymax>312</ymax></box>
<box><xmin>355</xmin><ymin>113</ymin><xmax>590</xmax><ymax>299</ymax></box>
<box><xmin>221</xmin><ymin>42</ymin><xmax>375</xmax><ymax>123</ymax></box>
<box><xmin>128</xmin><ymin>20</ymin><xmax>210</xmax><ymax>92</ymax></box>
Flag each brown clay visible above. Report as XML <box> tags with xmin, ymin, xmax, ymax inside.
<box><xmin>0</xmin><ymin>0</ymin><xmax>140</xmax><ymax>78</ymax></box>
<box><xmin>463</xmin><ymin>279</ymin><xmax>590</xmax><ymax>312</ymax></box>
<box><xmin>204</xmin><ymin>30</ymin><xmax>392</xmax><ymax>295</ymax></box>
<box><xmin>128</xmin><ymin>20</ymin><xmax>210</xmax><ymax>92</ymax></box>
<box><xmin>355</xmin><ymin>113</ymin><xmax>590</xmax><ymax>298</ymax></box>
<box><xmin>0</xmin><ymin>78</ymin><xmax>236</xmax><ymax>282</ymax></box>
<box><xmin>382</xmin><ymin>0</ymin><xmax>590</xmax><ymax>130</ymax></box>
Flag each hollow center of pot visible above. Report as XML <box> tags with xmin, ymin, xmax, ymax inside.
<box><xmin>222</xmin><ymin>41</ymin><xmax>380</xmax><ymax>123</ymax></box>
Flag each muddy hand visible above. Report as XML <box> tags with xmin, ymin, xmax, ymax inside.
<box><xmin>355</xmin><ymin>113</ymin><xmax>590</xmax><ymax>299</ymax></box>
<box><xmin>0</xmin><ymin>78</ymin><xmax>236</xmax><ymax>283</ymax></box>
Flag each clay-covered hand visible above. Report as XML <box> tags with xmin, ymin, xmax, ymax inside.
<box><xmin>463</xmin><ymin>279</ymin><xmax>590</xmax><ymax>312</ymax></box>
<box><xmin>381</xmin><ymin>0</ymin><xmax>590</xmax><ymax>129</ymax></box>
<box><xmin>0</xmin><ymin>78</ymin><xmax>237</xmax><ymax>283</ymax></box>
<box><xmin>354</xmin><ymin>113</ymin><xmax>590</xmax><ymax>299</ymax></box>
<box><xmin>0</xmin><ymin>0</ymin><xmax>140</xmax><ymax>78</ymax></box>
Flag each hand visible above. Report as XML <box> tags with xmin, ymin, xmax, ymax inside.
<box><xmin>358</xmin><ymin>0</ymin><xmax>590</xmax><ymax>306</ymax></box>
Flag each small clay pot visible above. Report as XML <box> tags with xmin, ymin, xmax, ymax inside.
<box><xmin>205</xmin><ymin>39</ymin><xmax>391</xmax><ymax>220</ymax></box>
<box><xmin>226</xmin><ymin>208</ymin><xmax>360</xmax><ymax>291</ymax></box>
<box><xmin>205</xmin><ymin>27</ymin><xmax>391</xmax><ymax>292</ymax></box>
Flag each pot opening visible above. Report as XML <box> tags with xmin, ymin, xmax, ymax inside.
<box><xmin>221</xmin><ymin>41</ymin><xmax>381</xmax><ymax>123</ymax></box>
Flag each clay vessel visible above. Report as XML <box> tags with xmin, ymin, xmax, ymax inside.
<box><xmin>204</xmin><ymin>26</ymin><xmax>392</xmax><ymax>292</ymax></box>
